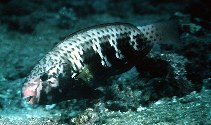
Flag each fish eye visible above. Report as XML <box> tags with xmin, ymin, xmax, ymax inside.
<box><xmin>40</xmin><ymin>73</ymin><xmax>48</xmax><ymax>81</ymax></box>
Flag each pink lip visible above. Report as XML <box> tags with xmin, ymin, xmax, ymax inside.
<box><xmin>23</xmin><ymin>85</ymin><xmax>38</xmax><ymax>104</ymax></box>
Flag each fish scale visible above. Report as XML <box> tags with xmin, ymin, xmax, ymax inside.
<box><xmin>52</xmin><ymin>23</ymin><xmax>143</xmax><ymax>75</ymax></box>
<box><xmin>22</xmin><ymin>21</ymin><xmax>179</xmax><ymax>104</ymax></box>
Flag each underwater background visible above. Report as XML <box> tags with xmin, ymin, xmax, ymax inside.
<box><xmin>0</xmin><ymin>0</ymin><xmax>210</xmax><ymax>124</ymax></box>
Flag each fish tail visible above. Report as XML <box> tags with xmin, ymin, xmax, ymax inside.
<box><xmin>137</xmin><ymin>20</ymin><xmax>180</xmax><ymax>46</ymax></box>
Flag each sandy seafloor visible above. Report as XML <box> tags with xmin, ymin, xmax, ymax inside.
<box><xmin>0</xmin><ymin>0</ymin><xmax>210</xmax><ymax>125</ymax></box>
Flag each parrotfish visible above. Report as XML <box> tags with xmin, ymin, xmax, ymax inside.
<box><xmin>22</xmin><ymin>21</ymin><xmax>179</xmax><ymax>104</ymax></box>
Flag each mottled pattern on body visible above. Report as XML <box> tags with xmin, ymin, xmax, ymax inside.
<box><xmin>22</xmin><ymin>21</ymin><xmax>179</xmax><ymax>104</ymax></box>
<box><xmin>27</xmin><ymin>24</ymin><xmax>149</xmax><ymax>82</ymax></box>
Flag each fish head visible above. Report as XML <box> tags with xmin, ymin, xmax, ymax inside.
<box><xmin>22</xmin><ymin>62</ymin><xmax>62</xmax><ymax>104</ymax></box>
<box><xmin>22</xmin><ymin>76</ymin><xmax>42</xmax><ymax>104</ymax></box>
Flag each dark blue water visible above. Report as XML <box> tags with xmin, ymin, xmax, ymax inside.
<box><xmin>0</xmin><ymin>0</ymin><xmax>210</xmax><ymax>124</ymax></box>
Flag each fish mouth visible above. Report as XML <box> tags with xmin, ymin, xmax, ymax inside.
<box><xmin>22</xmin><ymin>83</ymin><xmax>40</xmax><ymax>104</ymax></box>
<box><xmin>23</xmin><ymin>96</ymin><xmax>37</xmax><ymax>104</ymax></box>
<box><xmin>25</xmin><ymin>96</ymin><xmax>34</xmax><ymax>102</ymax></box>
<box><xmin>22</xmin><ymin>86</ymin><xmax>38</xmax><ymax>104</ymax></box>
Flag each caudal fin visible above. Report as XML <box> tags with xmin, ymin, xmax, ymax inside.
<box><xmin>137</xmin><ymin>20</ymin><xmax>180</xmax><ymax>46</ymax></box>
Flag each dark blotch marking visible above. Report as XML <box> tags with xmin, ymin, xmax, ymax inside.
<box><xmin>67</xmin><ymin>50</ymin><xmax>72</xmax><ymax>54</ymax></box>
<box><xmin>116</xmin><ymin>36</ymin><xmax>132</xmax><ymax>56</ymax></box>
<box><xmin>53</xmin><ymin>53</ymin><xmax>57</xmax><ymax>56</ymax></box>
<box><xmin>131</xmin><ymin>41</ymin><xmax>135</xmax><ymax>46</ymax></box>
<box><xmin>53</xmin><ymin>58</ymin><xmax>58</xmax><ymax>62</ymax></box>
<box><xmin>68</xmin><ymin>43</ymin><xmax>72</xmax><ymax>46</ymax></box>
<box><xmin>95</xmin><ymin>44</ymin><xmax>99</xmax><ymax>50</ymax></box>
<box><xmin>99</xmin><ymin>36</ymin><xmax>104</xmax><ymax>42</ymax></box>
<box><xmin>40</xmin><ymin>73</ymin><xmax>48</xmax><ymax>81</ymax></box>
<box><xmin>136</xmin><ymin>35</ymin><xmax>147</xmax><ymax>49</ymax></box>
<box><xmin>63</xmin><ymin>53</ymin><xmax>68</xmax><ymax>57</ymax></box>
<box><xmin>74</xmin><ymin>54</ymin><xmax>78</xmax><ymax>60</ymax></box>
<box><xmin>101</xmin><ymin>30</ymin><xmax>105</xmax><ymax>33</ymax></box>
<box><xmin>133</xmin><ymin>35</ymin><xmax>139</xmax><ymax>39</ymax></box>
<box><xmin>105</xmin><ymin>29</ymin><xmax>109</xmax><ymax>32</ymax></box>
<box><xmin>61</xmin><ymin>55</ymin><xmax>66</xmax><ymax>61</ymax></box>
<box><xmin>112</xmin><ymin>40</ymin><xmax>115</xmax><ymax>44</ymax></box>
<box><xmin>60</xmin><ymin>48</ymin><xmax>65</xmax><ymax>51</ymax></box>
<box><xmin>76</xmin><ymin>38</ymin><xmax>81</xmax><ymax>41</ymax></box>
<box><xmin>117</xmin><ymin>33</ymin><xmax>151</xmax><ymax>64</ymax></box>
<box><xmin>100</xmin><ymin>41</ymin><xmax>125</xmax><ymax>68</ymax></box>
<box><xmin>80</xmin><ymin>60</ymin><xmax>84</xmax><ymax>67</ymax></box>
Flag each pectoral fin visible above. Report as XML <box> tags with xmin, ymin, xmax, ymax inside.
<box><xmin>74</xmin><ymin>65</ymin><xmax>94</xmax><ymax>87</ymax></box>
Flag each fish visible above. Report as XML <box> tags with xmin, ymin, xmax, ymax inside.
<box><xmin>22</xmin><ymin>21</ymin><xmax>179</xmax><ymax>104</ymax></box>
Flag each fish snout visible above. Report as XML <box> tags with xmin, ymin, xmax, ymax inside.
<box><xmin>22</xmin><ymin>85</ymin><xmax>38</xmax><ymax>104</ymax></box>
